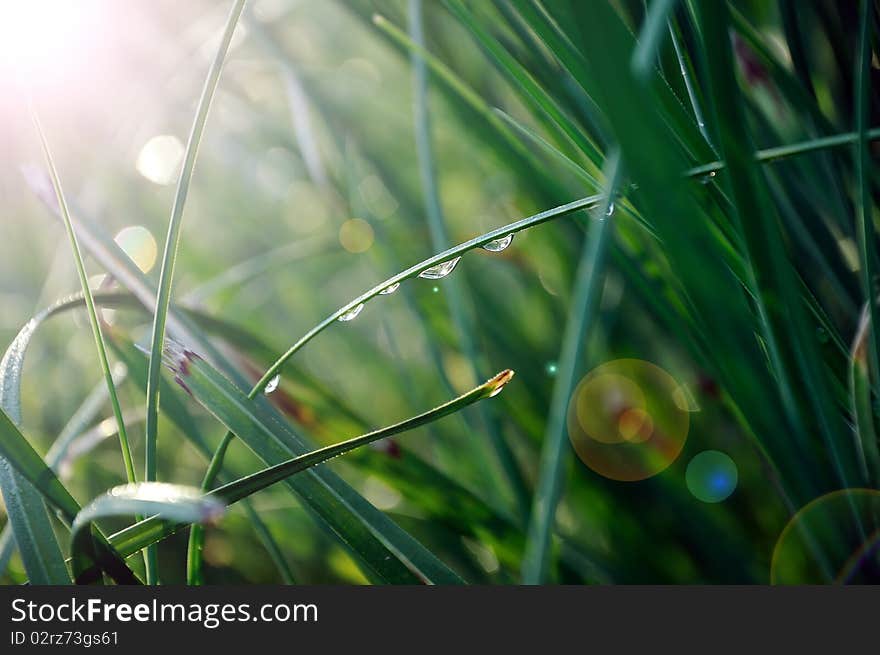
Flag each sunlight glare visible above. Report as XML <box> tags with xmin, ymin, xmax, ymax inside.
<box><xmin>0</xmin><ymin>1</ymin><xmax>103</xmax><ymax>85</ymax></box>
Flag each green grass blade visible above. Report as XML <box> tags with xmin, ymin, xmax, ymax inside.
<box><xmin>0</xmin><ymin>312</ymin><xmax>70</xmax><ymax>584</ymax></box>
<box><xmin>209</xmin><ymin>369</ymin><xmax>514</xmax><ymax>505</ymax></box>
<box><xmin>667</xmin><ymin>14</ymin><xmax>712</xmax><ymax>146</ymax></box>
<box><xmin>71</xmin><ymin>483</ymin><xmax>224</xmax><ymax>584</ymax></box>
<box><xmin>252</xmin><ymin>194</ymin><xmax>600</xmax><ymax>393</ymax></box>
<box><xmin>143</xmin><ymin>0</ymin><xmax>245</xmax><ymax>584</ymax></box>
<box><xmin>32</xmin><ymin>115</ymin><xmax>136</xmax><ymax>487</ymax></box>
<box><xmin>98</xmin><ymin>368</ymin><xmax>515</xmax><ymax>567</ymax></box>
<box><xmin>522</xmin><ymin>151</ymin><xmax>622</xmax><ymax>584</ymax></box>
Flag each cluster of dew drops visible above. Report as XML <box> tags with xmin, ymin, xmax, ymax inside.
<box><xmin>264</xmin><ymin>233</ymin><xmax>515</xmax><ymax>395</ymax></box>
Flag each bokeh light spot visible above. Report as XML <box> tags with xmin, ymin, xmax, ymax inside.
<box><xmin>771</xmin><ymin>489</ymin><xmax>880</xmax><ymax>584</ymax></box>
<box><xmin>136</xmin><ymin>135</ymin><xmax>184</xmax><ymax>186</ymax></box>
<box><xmin>567</xmin><ymin>359</ymin><xmax>689</xmax><ymax>481</ymax></box>
<box><xmin>114</xmin><ymin>225</ymin><xmax>158</xmax><ymax>274</ymax></box>
<box><xmin>685</xmin><ymin>450</ymin><xmax>737</xmax><ymax>503</ymax></box>
<box><xmin>338</xmin><ymin>218</ymin><xmax>375</xmax><ymax>253</ymax></box>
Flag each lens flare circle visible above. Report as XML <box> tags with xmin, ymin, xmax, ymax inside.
<box><xmin>771</xmin><ymin>488</ymin><xmax>880</xmax><ymax>584</ymax></box>
<box><xmin>567</xmin><ymin>359</ymin><xmax>689</xmax><ymax>481</ymax></box>
<box><xmin>685</xmin><ymin>450</ymin><xmax>738</xmax><ymax>503</ymax></box>
<box><xmin>114</xmin><ymin>225</ymin><xmax>158</xmax><ymax>274</ymax></box>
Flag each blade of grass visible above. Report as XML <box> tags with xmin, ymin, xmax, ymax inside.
<box><xmin>522</xmin><ymin>151</ymin><xmax>622</xmax><ymax>583</ymax></box>
<box><xmin>248</xmin><ymin>122</ymin><xmax>880</xmax><ymax>398</ymax></box>
<box><xmin>143</xmin><ymin>0</ymin><xmax>245</xmax><ymax>584</ymax></box>
<box><xmin>668</xmin><ymin>14</ymin><xmax>712</xmax><ymax>147</ymax></box>
<box><xmin>31</xmin><ymin>114</ymin><xmax>136</xmax><ymax>487</ymax></box>
<box><xmin>0</xmin><ymin>315</ymin><xmax>70</xmax><ymax>584</ymax></box>
<box><xmin>71</xmin><ymin>483</ymin><xmax>224</xmax><ymax>584</ymax></box>
<box><xmin>101</xmin><ymin>369</ymin><xmax>515</xmax><ymax>565</ymax></box>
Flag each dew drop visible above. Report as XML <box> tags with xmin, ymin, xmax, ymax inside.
<box><xmin>482</xmin><ymin>234</ymin><xmax>513</xmax><ymax>252</ymax></box>
<box><xmin>379</xmin><ymin>282</ymin><xmax>400</xmax><ymax>295</ymax></box>
<box><xmin>338</xmin><ymin>303</ymin><xmax>365</xmax><ymax>322</ymax></box>
<box><xmin>699</xmin><ymin>171</ymin><xmax>717</xmax><ymax>185</ymax></box>
<box><xmin>546</xmin><ymin>362</ymin><xmax>558</xmax><ymax>377</ymax></box>
<box><xmin>432</xmin><ymin>286</ymin><xmax>439</xmax><ymax>294</ymax></box>
<box><xmin>606</xmin><ymin>201</ymin><xmax>615</xmax><ymax>217</ymax></box>
<box><xmin>418</xmin><ymin>256</ymin><xmax>461</xmax><ymax>280</ymax></box>
<box><xmin>264</xmin><ymin>374</ymin><xmax>281</xmax><ymax>395</ymax></box>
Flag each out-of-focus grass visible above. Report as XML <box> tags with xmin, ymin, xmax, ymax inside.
<box><xmin>0</xmin><ymin>0</ymin><xmax>878</xmax><ymax>584</ymax></box>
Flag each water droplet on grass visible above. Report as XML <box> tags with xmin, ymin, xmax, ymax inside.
<box><xmin>546</xmin><ymin>362</ymin><xmax>558</xmax><ymax>376</ymax></box>
<box><xmin>419</xmin><ymin>257</ymin><xmax>461</xmax><ymax>280</ymax></box>
<box><xmin>699</xmin><ymin>171</ymin><xmax>717</xmax><ymax>184</ymax></box>
<box><xmin>338</xmin><ymin>303</ymin><xmax>365</xmax><ymax>322</ymax></box>
<box><xmin>606</xmin><ymin>202</ymin><xmax>615</xmax><ymax>216</ymax></box>
<box><xmin>264</xmin><ymin>374</ymin><xmax>281</xmax><ymax>395</ymax></box>
<box><xmin>483</xmin><ymin>234</ymin><xmax>513</xmax><ymax>252</ymax></box>
<box><xmin>379</xmin><ymin>282</ymin><xmax>400</xmax><ymax>295</ymax></box>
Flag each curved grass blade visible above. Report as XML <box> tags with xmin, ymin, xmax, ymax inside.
<box><xmin>668</xmin><ymin>14</ymin><xmax>712</xmax><ymax>147</ymax></box>
<box><xmin>211</xmin><ymin>370</ymin><xmax>515</xmax><ymax>504</ymax></box>
<box><xmin>850</xmin><ymin>305</ymin><xmax>880</xmax><ymax>486</ymax></box>
<box><xmin>0</xmin><ymin>310</ymin><xmax>123</xmax><ymax>578</ymax></box>
<box><xmin>71</xmin><ymin>483</ymin><xmax>224</xmax><ymax>584</ymax></box>
<box><xmin>100</xmin><ymin>370</ymin><xmax>515</xmax><ymax>568</ymax></box>
<box><xmin>144</xmin><ymin>0</ymin><xmax>246</xmax><ymax>584</ymax></box>
<box><xmin>0</xmin><ymin>315</ymin><xmax>69</xmax><ymax>584</ymax></box>
<box><xmin>522</xmin><ymin>151</ymin><xmax>622</xmax><ymax>584</ymax></box>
